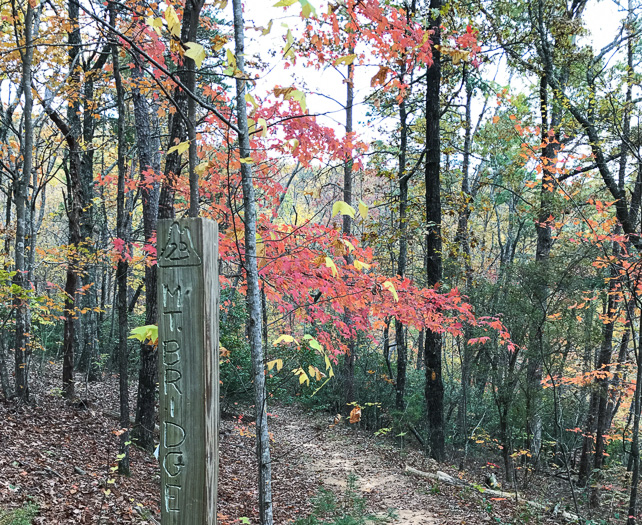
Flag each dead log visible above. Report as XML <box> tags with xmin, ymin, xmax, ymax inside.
<box><xmin>404</xmin><ymin>465</ymin><xmax>579</xmax><ymax>522</ymax></box>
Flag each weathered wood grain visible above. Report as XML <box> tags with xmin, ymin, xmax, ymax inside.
<box><xmin>157</xmin><ymin>218</ymin><xmax>219</xmax><ymax>525</ymax></box>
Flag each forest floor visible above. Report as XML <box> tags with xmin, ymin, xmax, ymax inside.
<box><xmin>0</xmin><ymin>364</ymin><xmax>629</xmax><ymax>524</ymax></box>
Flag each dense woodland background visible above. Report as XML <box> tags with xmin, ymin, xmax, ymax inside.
<box><xmin>2</xmin><ymin>0</ymin><xmax>642</xmax><ymax>522</ymax></box>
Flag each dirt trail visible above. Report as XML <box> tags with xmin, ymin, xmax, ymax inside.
<box><xmin>266</xmin><ymin>406</ymin><xmax>438</xmax><ymax>524</ymax></box>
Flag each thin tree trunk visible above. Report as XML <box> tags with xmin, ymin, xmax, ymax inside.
<box><xmin>627</xmin><ymin>312</ymin><xmax>642</xmax><ymax>525</ymax></box>
<box><xmin>157</xmin><ymin>0</ymin><xmax>203</xmax><ymax>220</ymax></box>
<box><xmin>13</xmin><ymin>0</ymin><xmax>35</xmax><ymax>400</ymax></box>
<box><xmin>395</xmin><ymin>63</ymin><xmax>409</xmax><ymax>410</ymax></box>
<box><xmin>455</xmin><ymin>68</ymin><xmax>473</xmax><ymax>447</ymax></box>
<box><xmin>110</xmin><ymin>2</ymin><xmax>130</xmax><ymax>475</ymax></box>
<box><xmin>424</xmin><ymin>0</ymin><xmax>444</xmax><ymax>461</ymax></box>
<box><xmin>232</xmin><ymin>0</ymin><xmax>273</xmax><ymax>521</ymax></box>
<box><xmin>343</xmin><ymin>47</ymin><xmax>356</xmax><ymax>408</ymax></box>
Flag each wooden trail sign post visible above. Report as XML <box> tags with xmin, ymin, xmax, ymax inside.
<box><xmin>157</xmin><ymin>218</ymin><xmax>219</xmax><ymax>525</ymax></box>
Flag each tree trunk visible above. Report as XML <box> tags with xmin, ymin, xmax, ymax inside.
<box><xmin>454</xmin><ymin>68</ymin><xmax>474</xmax><ymax>447</ymax></box>
<box><xmin>232</xmin><ymin>0</ymin><xmax>273</xmax><ymax>521</ymax></box>
<box><xmin>627</xmin><ymin>313</ymin><xmax>642</xmax><ymax>525</ymax></box>
<box><xmin>157</xmin><ymin>0</ymin><xmax>203</xmax><ymax>220</ymax></box>
<box><xmin>424</xmin><ymin>0</ymin><xmax>444</xmax><ymax>462</ymax></box>
<box><xmin>13</xmin><ymin>0</ymin><xmax>35</xmax><ymax>400</ymax></box>
<box><xmin>110</xmin><ymin>3</ymin><xmax>130</xmax><ymax>475</ymax></box>
<box><xmin>131</xmin><ymin>21</ymin><xmax>162</xmax><ymax>452</ymax></box>
<box><xmin>343</xmin><ymin>47</ymin><xmax>356</xmax><ymax>409</ymax></box>
<box><xmin>395</xmin><ymin>79</ymin><xmax>409</xmax><ymax>410</ymax></box>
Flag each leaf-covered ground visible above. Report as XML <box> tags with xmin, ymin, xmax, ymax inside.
<box><xmin>0</xmin><ymin>366</ymin><xmax>626</xmax><ymax>523</ymax></box>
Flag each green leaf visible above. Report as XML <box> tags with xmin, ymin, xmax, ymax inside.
<box><xmin>184</xmin><ymin>42</ymin><xmax>206</xmax><ymax>68</ymax></box>
<box><xmin>332</xmin><ymin>200</ymin><xmax>356</xmax><ymax>218</ymax></box>
<box><xmin>299</xmin><ymin>0</ymin><xmax>316</xmax><ymax>18</ymax></box>
<box><xmin>274</xmin><ymin>0</ymin><xmax>297</xmax><ymax>5</ymax></box>
<box><xmin>128</xmin><ymin>325</ymin><xmax>158</xmax><ymax>345</ymax></box>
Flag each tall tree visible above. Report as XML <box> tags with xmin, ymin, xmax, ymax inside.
<box><xmin>232</xmin><ymin>0</ymin><xmax>273</xmax><ymax>521</ymax></box>
<box><xmin>130</xmin><ymin>8</ymin><xmax>162</xmax><ymax>452</ymax></box>
<box><xmin>12</xmin><ymin>0</ymin><xmax>36</xmax><ymax>400</ymax></box>
<box><xmin>424</xmin><ymin>0</ymin><xmax>444</xmax><ymax>461</ymax></box>
<box><xmin>110</xmin><ymin>0</ymin><xmax>130</xmax><ymax>475</ymax></box>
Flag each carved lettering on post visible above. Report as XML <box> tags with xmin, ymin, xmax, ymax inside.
<box><xmin>158</xmin><ymin>219</ymin><xmax>219</xmax><ymax>525</ymax></box>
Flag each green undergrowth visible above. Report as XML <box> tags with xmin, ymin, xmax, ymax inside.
<box><xmin>294</xmin><ymin>473</ymin><xmax>396</xmax><ymax>525</ymax></box>
<box><xmin>0</xmin><ymin>503</ymin><xmax>39</xmax><ymax>525</ymax></box>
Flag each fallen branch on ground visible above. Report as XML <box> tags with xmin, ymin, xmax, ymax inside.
<box><xmin>404</xmin><ymin>465</ymin><xmax>579</xmax><ymax>522</ymax></box>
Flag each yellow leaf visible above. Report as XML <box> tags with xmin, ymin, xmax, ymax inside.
<box><xmin>164</xmin><ymin>5</ymin><xmax>181</xmax><ymax>37</ymax></box>
<box><xmin>246</xmin><ymin>93</ymin><xmax>258</xmax><ymax>110</ymax></box>
<box><xmin>333</xmin><ymin>54</ymin><xmax>357</xmax><ymax>67</ymax></box>
<box><xmin>382</xmin><ymin>281</ymin><xmax>399</xmax><ymax>301</ymax></box>
<box><xmin>146</xmin><ymin>16</ymin><xmax>162</xmax><ymax>36</ymax></box>
<box><xmin>340</xmin><ymin>239</ymin><xmax>355</xmax><ymax>253</ymax></box>
<box><xmin>195</xmin><ymin>162</ymin><xmax>209</xmax><ymax>175</ymax></box>
<box><xmin>262</xmin><ymin>20</ymin><xmax>273</xmax><ymax>36</ymax></box>
<box><xmin>289</xmin><ymin>89</ymin><xmax>307</xmax><ymax>112</ymax></box>
<box><xmin>167</xmin><ymin>141</ymin><xmax>189</xmax><ymax>155</ymax></box>
<box><xmin>256</xmin><ymin>232</ymin><xmax>265</xmax><ymax>262</ymax></box>
<box><xmin>324</xmin><ymin>354</ymin><xmax>331</xmax><ymax>370</ymax></box>
<box><xmin>267</xmin><ymin>359</ymin><xmax>283</xmax><ymax>372</ymax></box>
<box><xmin>354</xmin><ymin>260</ymin><xmax>371</xmax><ymax>271</ymax></box>
<box><xmin>308</xmin><ymin>365</ymin><xmax>316</xmax><ymax>377</ymax></box>
<box><xmin>332</xmin><ymin>200</ymin><xmax>356</xmax><ymax>218</ymax></box>
<box><xmin>295</xmin><ymin>368</ymin><xmax>310</xmax><ymax>386</ymax></box>
<box><xmin>284</xmin><ymin>29</ymin><xmax>295</xmax><ymax>60</ymax></box>
<box><xmin>239</xmin><ymin>157</ymin><xmax>254</xmax><ymax>164</ymax></box>
<box><xmin>184</xmin><ymin>42</ymin><xmax>206</xmax><ymax>68</ymax></box>
<box><xmin>273</xmin><ymin>334</ymin><xmax>297</xmax><ymax>345</ymax></box>
<box><xmin>257</xmin><ymin>117</ymin><xmax>268</xmax><ymax>137</ymax></box>
<box><xmin>211</xmin><ymin>35</ymin><xmax>228</xmax><ymax>51</ymax></box>
<box><xmin>325</xmin><ymin>256</ymin><xmax>338</xmax><ymax>278</ymax></box>
<box><xmin>358</xmin><ymin>199</ymin><xmax>368</xmax><ymax>220</ymax></box>
<box><xmin>274</xmin><ymin>0</ymin><xmax>297</xmax><ymax>5</ymax></box>
<box><xmin>226</xmin><ymin>48</ymin><xmax>237</xmax><ymax>70</ymax></box>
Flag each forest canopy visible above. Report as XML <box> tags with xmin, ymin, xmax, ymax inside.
<box><xmin>2</xmin><ymin>0</ymin><xmax>642</xmax><ymax>522</ymax></box>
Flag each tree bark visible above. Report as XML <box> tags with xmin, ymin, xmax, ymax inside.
<box><xmin>13</xmin><ymin>0</ymin><xmax>35</xmax><ymax>400</ymax></box>
<box><xmin>110</xmin><ymin>1</ymin><xmax>130</xmax><ymax>475</ymax></box>
<box><xmin>424</xmin><ymin>0</ymin><xmax>444</xmax><ymax>461</ymax></box>
<box><xmin>130</xmin><ymin>14</ymin><xmax>162</xmax><ymax>452</ymax></box>
<box><xmin>343</xmin><ymin>46</ymin><xmax>356</xmax><ymax>409</ymax></box>
<box><xmin>395</xmin><ymin>65</ymin><xmax>409</xmax><ymax>410</ymax></box>
<box><xmin>157</xmin><ymin>0</ymin><xmax>203</xmax><ymax>220</ymax></box>
<box><xmin>232</xmin><ymin>0</ymin><xmax>273</xmax><ymax>521</ymax></box>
